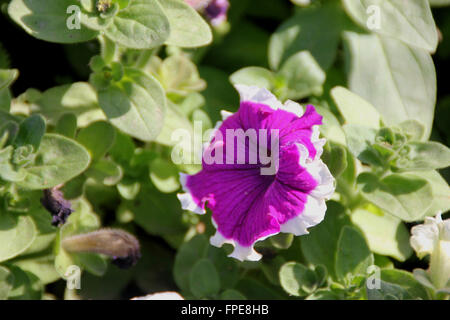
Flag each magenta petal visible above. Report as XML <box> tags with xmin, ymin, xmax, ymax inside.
<box><xmin>184</xmin><ymin>167</ymin><xmax>278</xmax><ymax>247</ymax></box>
<box><xmin>177</xmin><ymin>85</ymin><xmax>335</xmax><ymax>261</ymax></box>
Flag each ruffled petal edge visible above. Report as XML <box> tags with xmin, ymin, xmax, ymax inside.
<box><xmin>279</xmin><ymin>143</ymin><xmax>335</xmax><ymax>236</ymax></box>
<box><xmin>209</xmin><ymin>219</ymin><xmax>277</xmax><ymax>261</ymax></box>
<box><xmin>177</xmin><ymin>173</ymin><xmax>206</xmax><ymax>215</ymax></box>
<box><xmin>234</xmin><ymin>84</ymin><xmax>309</xmax><ymax>118</ymax></box>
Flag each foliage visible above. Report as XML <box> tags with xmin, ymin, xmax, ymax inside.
<box><xmin>0</xmin><ymin>0</ymin><xmax>449</xmax><ymax>300</ymax></box>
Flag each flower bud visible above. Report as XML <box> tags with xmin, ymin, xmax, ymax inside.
<box><xmin>41</xmin><ymin>187</ymin><xmax>73</xmax><ymax>227</ymax></box>
<box><xmin>62</xmin><ymin>228</ymin><xmax>141</xmax><ymax>269</ymax></box>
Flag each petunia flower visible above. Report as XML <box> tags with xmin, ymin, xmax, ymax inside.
<box><xmin>177</xmin><ymin>85</ymin><xmax>335</xmax><ymax>261</ymax></box>
<box><xmin>184</xmin><ymin>0</ymin><xmax>229</xmax><ymax>26</ymax></box>
<box><xmin>410</xmin><ymin>212</ymin><xmax>450</xmax><ymax>289</ymax></box>
<box><xmin>204</xmin><ymin>0</ymin><xmax>229</xmax><ymax>26</ymax></box>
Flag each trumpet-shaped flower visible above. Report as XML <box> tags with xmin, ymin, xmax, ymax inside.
<box><xmin>410</xmin><ymin>213</ymin><xmax>450</xmax><ymax>289</ymax></box>
<box><xmin>177</xmin><ymin>85</ymin><xmax>335</xmax><ymax>261</ymax></box>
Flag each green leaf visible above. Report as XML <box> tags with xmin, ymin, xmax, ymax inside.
<box><xmin>335</xmin><ymin>226</ymin><xmax>374</xmax><ymax>282</ymax></box>
<box><xmin>230</xmin><ymin>67</ymin><xmax>275</xmax><ymax>90</ymax></box>
<box><xmin>8</xmin><ymin>0</ymin><xmax>99</xmax><ymax>43</ymax></box>
<box><xmin>0</xmin><ymin>89</ymin><xmax>12</xmax><ymax>112</ymax></box>
<box><xmin>397</xmin><ymin>120</ymin><xmax>426</xmax><ymax>141</ymax></box>
<box><xmin>149</xmin><ymin>158</ymin><xmax>180</xmax><ymax>193</ymax></box>
<box><xmin>315</xmin><ymin>105</ymin><xmax>346</xmax><ymax>145</ymax></box>
<box><xmin>206</xmin><ymin>246</ymin><xmax>240</xmax><ymax>290</ymax></box>
<box><xmin>12</xmin><ymin>254</ymin><xmax>60</xmax><ymax>285</ymax></box>
<box><xmin>78</xmin><ymin>1</ymin><xmax>115</xmax><ymax>31</ymax></box>
<box><xmin>130</xmin><ymin>185</ymin><xmax>185</xmax><ymax>236</ymax></box>
<box><xmin>413</xmin><ymin>269</ymin><xmax>435</xmax><ymax>290</ymax></box>
<box><xmin>24</xmin><ymin>207</ymin><xmax>57</xmax><ymax>255</ymax></box>
<box><xmin>17</xmin><ymin>134</ymin><xmax>91</xmax><ymax>190</ymax></box>
<box><xmin>343</xmin><ymin>124</ymin><xmax>383</xmax><ymax>166</ymax></box>
<box><xmin>109</xmin><ymin>129</ymin><xmax>135</xmax><ymax>166</ymax></box>
<box><xmin>85</xmin><ymin>158</ymin><xmax>123</xmax><ymax>186</ymax></box>
<box><xmin>0</xmin><ymin>146</ymin><xmax>26</xmax><ymax>182</ymax></box>
<box><xmin>155</xmin><ymin>100</ymin><xmax>193</xmax><ymax>147</ymax></box>
<box><xmin>98</xmin><ymin>68</ymin><xmax>166</xmax><ymax>142</ymax></box>
<box><xmin>269</xmin><ymin>1</ymin><xmax>343</xmax><ymax>70</ymax></box>
<box><xmin>55</xmin><ymin>113</ymin><xmax>77</xmax><ymax>138</ymax></box>
<box><xmin>367</xmin><ymin>279</ymin><xmax>411</xmax><ymax>300</ymax></box>
<box><xmin>270</xmin><ymin>233</ymin><xmax>294</xmax><ymax>250</ymax></box>
<box><xmin>14</xmin><ymin>114</ymin><xmax>46</xmax><ymax>151</ymax></box>
<box><xmin>6</xmin><ymin>265</ymin><xmax>42</xmax><ymax>300</ymax></box>
<box><xmin>0</xmin><ymin>121</ymin><xmax>19</xmax><ymax>149</ymax></box>
<box><xmin>322</xmin><ymin>143</ymin><xmax>348</xmax><ymax>178</ymax></box>
<box><xmin>344</xmin><ymin>32</ymin><xmax>436</xmax><ymax>138</ymax></box>
<box><xmin>75</xmin><ymin>253</ymin><xmax>107</xmax><ymax>277</ymax></box>
<box><xmin>104</xmin><ymin>0</ymin><xmax>170</xmax><ymax>49</ymax></box>
<box><xmin>0</xmin><ymin>212</ymin><xmax>37</xmax><ymax>263</ymax></box>
<box><xmin>300</xmin><ymin>201</ymin><xmax>351</xmax><ymax>279</ymax></box>
<box><xmin>117</xmin><ymin>179</ymin><xmax>140</xmax><ymax>200</ymax></box>
<box><xmin>0</xmin><ymin>266</ymin><xmax>14</xmax><ymax>299</ymax></box>
<box><xmin>34</xmin><ymin>82</ymin><xmax>106</xmax><ymax>127</ymax></box>
<box><xmin>189</xmin><ymin>258</ymin><xmax>221</xmax><ymax>299</ymax></box>
<box><xmin>331</xmin><ymin>86</ymin><xmax>381</xmax><ymax>129</ymax></box>
<box><xmin>368</xmin><ymin>269</ymin><xmax>430</xmax><ymax>300</ymax></box>
<box><xmin>357</xmin><ymin>172</ymin><xmax>433</xmax><ymax>222</ymax></box>
<box><xmin>306</xmin><ymin>289</ymin><xmax>340</xmax><ymax>300</ymax></box>
<box><xmin>157</xmin><ymin>0</ymin><xmax>212</xmax><ymax>48</ymax></box>
<box><xmin>220</xmin><ymin>289</ymin><xmax>247</xmax><ymax>300</ymax></box>
<box><xmin>279</xmin><ymin>262</ymin><xmax>318</xmax><ymax>296</ymax></box>
<box><xmin>155</xmin><ymin>54</ymin><xmax>206</xmax><ymax>96</ymax></box>
<box><xmin>420</xmin><ymin>170</ymin><xmax>450</xmax><ymax>218</ymax></box>
<box><xmin>342</xmin><ymin>0</ymin><xmax>438</xmax><ymax>52</ymax></box>
<box><xmin>277</xmin><ymin>51</ymin><xmax>325</xmax><ymax>100</ymax></box>
<box><xmin>351</xmin><ymin>207</ymin><xmax>412</xmax><ymax>261</ymax></box>
<box><xmin>0</xmin><ymin>69</ymin><xmax>19</xmax><ymax>91</ymax></box>
<box><xmin>76</xmin><ymin>121</ymin><xmax>116</xmax><ymax>161</ymax></box>
<box><xmin>261</xmin><ymin>255</ymin><xmax>285</xmax><ymax>286</ymax></box>
<box><xmin>173</xmin><ymin>235</ymin><xmax>209</xmax><ymax>292</ymax></box>
<box><xmin>394</xmin><ymin>141</ymin><xmax>450</xmax><ymax>171</ymax></box>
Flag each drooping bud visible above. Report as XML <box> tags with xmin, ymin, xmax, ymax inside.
<box><xmin>62</xmin><ymin>228</ymin><xmax>141</xmax><ymax>269</ymax></box>
<box><xmin>41</xmin><ymin>187</ymin><xmax>73</xmax><ymax>227</ymax></box>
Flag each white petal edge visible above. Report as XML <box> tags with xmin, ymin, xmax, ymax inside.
<box><xmin>279</xmin><ymin>143</ymin><xmax>335</xmax><ymax>236</ymax></box>
<box><xmin>177</xmin><ymin>173</ymin><xmax>206</xmax><ymax>215</ymax></box>
<box><xmin>131</xmin><ymin>292</ymin><xmax>184</xmax><ymax>300</ymax></box>
<box><xmin>209</xmin><ymin>219</ymin><xmax>278</xmax><ymax>262</ymax></box>
<box><xmin>234</xmin><ymin>85</ymin><xmax>308</xmax><ymax>118</ymax></box>
<box><xmin>311</xmin><ymin>125</ymin><xmax>326</xmax><ymax>160</ymax></box>
<box><xmin>281</xmin><ymin>99</ymin><xmax>304</xmax><ymax>117</ymax></box>
<box><xmin>280</xmin><ymin>195</ymin><xmax>326</xmax><ymax>236</ymax></box>
<box><xmin>234</xmin><ymin>84</ymin><xmax>283</xmax><ymax>110</ymax></box>
<box><xmin>220</xmin><ymin>110</ymin><xmax>233</xmax><ymax>120</ymax></box>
